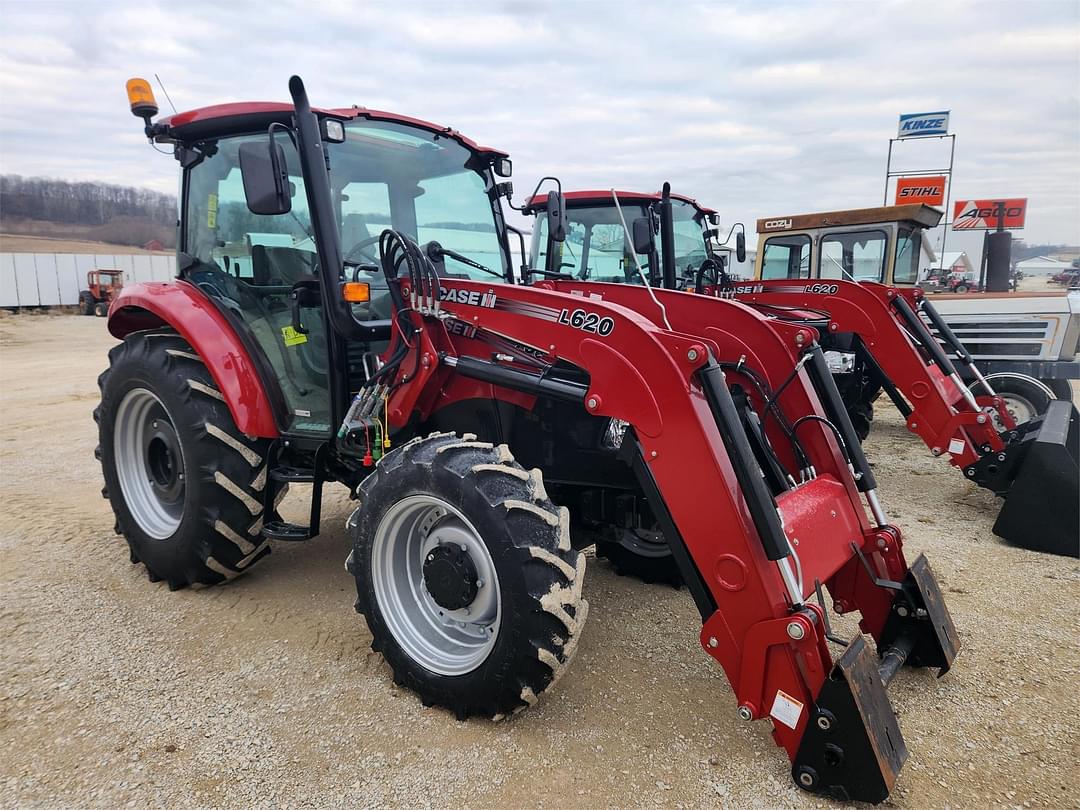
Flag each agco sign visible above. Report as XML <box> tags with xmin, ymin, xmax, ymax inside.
<box><xmin>952</xmin><ymin>199</ymin><xmax>1028</xmax><ymax>231</ymax></box>
<box><xmin>897</xmin><ymin>111</ymin><xmax>950</xmax><ymax>139</ymax></box>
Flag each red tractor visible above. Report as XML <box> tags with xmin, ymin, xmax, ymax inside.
<box><xmin>523</xmin><ymin>188</ymin><xmax>1078</xmax><ymax>557</ymax></box>
<box><xmin>79</xmin><ymin>268</ymin><xmax>125</xmax><ymax>316</ymax></box>
<box><xmin>99</xmin><ymin>77</ymin><xmax>959</xmax><ymax>803</ymax></box>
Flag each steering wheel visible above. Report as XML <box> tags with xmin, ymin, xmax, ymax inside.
<box><xmin>694</xmin><ymin>258</ymin><xmax>728</xmax><ymax>295</ymax></box>
<box><xmin>343</xmin><ymin>234</ymin><xmax>381</xmax><ymax>264</ymax></box>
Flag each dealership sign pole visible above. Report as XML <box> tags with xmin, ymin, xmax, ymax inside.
<box><xmin>883</xmin><ymin>111</ymin><xmax>955</xmax><ymax>271</ymax></box>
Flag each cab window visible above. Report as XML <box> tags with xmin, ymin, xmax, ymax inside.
<box><xmin>761</xmin><ymin>234</ymin><xmax>811</xmax><ymax>279</ymax></box>
<box><xmin>893</xmin><ymin>228</ymin><xmax>921</xmax><ymax>285</ymax></box>
<box><xmin>820</xmin><ymin>230</ymin><xmax>887</xmax><ymax>282</ymax></box>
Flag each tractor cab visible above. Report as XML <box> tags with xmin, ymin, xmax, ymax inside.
<box><xmin>751</xmin><ymin>205</ymin><xmax>942</xmax><ymax>287</ymax></box>
<box><xmin>137</xmin><ymin>95</ymin><xmax>515</xmax><ymax>440</ymax></box>
<box><xmin>525</xmin><ymin>190</ymin><xmax>719</xmax><ymax>287</ymax></box>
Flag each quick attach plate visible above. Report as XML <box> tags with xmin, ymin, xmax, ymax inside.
<box><xmin>791</xmin><ymin>634</ymin><xmax>906</xmax><ymax>804</ymax></box>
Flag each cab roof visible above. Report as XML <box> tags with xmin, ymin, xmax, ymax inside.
<box><xmin>756</xmin><ymin>204</ymin><xmax>943</xmax><ymax>234</ymax></box>
<box><xmin>156</xmin><ymin>102</ymin><xmax>509</xmax><ymax>159</ymax></box>
<box><xmin>524</xmin><ymin>189</ymin><xmax>717</xmax><ymax>215</ymax></box>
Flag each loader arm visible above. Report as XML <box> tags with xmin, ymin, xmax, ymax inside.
<box><xmin>361</xmin><ymin>275</ymin><xmax>957</xmax><ymax>802</ymax></box>
<box><xmin>713</xmin><ymin>278</ymin><xmax>1007</xmax><ymax>469</ymax></box>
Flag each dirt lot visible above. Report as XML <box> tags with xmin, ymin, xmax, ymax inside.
<box><xmin>1</xmin><ymin>313</ymin><xmax>1077</xmax><ymax>809</ymax></box>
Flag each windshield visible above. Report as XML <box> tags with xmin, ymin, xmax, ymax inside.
<box><xmin>533</xmin><ymin>198</ymin><xmax>710</xmax><ymax>285</ymax></box>
<box><xmin>185</xmin><ymin>119</ymin><xmax>507</xmax><ymax>283</ymax></box>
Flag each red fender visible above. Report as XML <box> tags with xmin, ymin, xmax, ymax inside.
<box><xmin>107</xmin><ymin>281</ymin><xmax>279</xmax><ymax>438</ymax></box>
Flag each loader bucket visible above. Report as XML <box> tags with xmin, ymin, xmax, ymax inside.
<box><xmin>993</xmin><ymin>399</ymin><xmax>1080</xmax><ymax>557</ymax></box>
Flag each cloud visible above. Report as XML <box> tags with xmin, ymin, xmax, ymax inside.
<box><xmin>0</xmin><ymin>0</ymin><xmax>1077</xmax><ymax>244</ymax></box>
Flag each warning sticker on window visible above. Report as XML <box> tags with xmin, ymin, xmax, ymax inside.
<box><xmin>207</xmin><ymin>193</ymin><xmax>218</xmax><ymax>229</ymax></box>
<box><xmin>281</xmin><ymin>325</ymin><xmax>308</xmax><ymax>346</ymax></box>
<box><xmin>769</xmin><ymin>689</ymin><xmax>804</xmax><ymax>730</ymax></box>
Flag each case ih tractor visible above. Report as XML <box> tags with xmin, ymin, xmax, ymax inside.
<box><xmin>100</xmin><ymin>77</ymin><xmax>960</xmax><ymax>803</ymax></box>
<box><xmin>79</xmin><ymin>268</ymin><xmax>125</xmax><ymax>316</ymax></box>
<box><xmin>524</xmin><ymin>189</ymin><xmax>1078</xmax><ymax>557</ymax></box>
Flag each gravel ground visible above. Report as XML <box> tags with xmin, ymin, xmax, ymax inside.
<box><xmin>1</xmin><ymin>313</ymin><xmax>1077</xmax><ymax>809</ymax></box>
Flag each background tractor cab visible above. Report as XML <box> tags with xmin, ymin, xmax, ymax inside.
<box><xmin>751</xmin><ymin>205</ymin><xmax>941</xmax><ymax>287</ymax></box>
<box><xmin>525</xmin><ymin>189</ymin><xmax>725</xmax><ymax>288</ymax></box>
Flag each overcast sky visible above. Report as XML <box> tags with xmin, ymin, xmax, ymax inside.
<box><xmin>1</xmin><ymin>0</ymin><xmax>1077</xmax><ymax>252</ymax></box>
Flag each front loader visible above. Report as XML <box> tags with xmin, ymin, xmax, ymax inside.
<box><xmin>524</xmin><ymin>188</ymin><xmax>1078</xmax><ymax>557</ymax></box>
<box><xmin>98</xmin><ymin>76</ymin><xmax>959</xmax><ymax>802</ymax></box>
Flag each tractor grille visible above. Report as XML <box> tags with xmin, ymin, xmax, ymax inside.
<box><xmin>923</xmin><ymin>314</ymin><xmax>1058</xmax><ymax>361</ymax></box>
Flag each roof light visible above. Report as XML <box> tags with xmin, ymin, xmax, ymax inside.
<box><xmin>342</xmin><ymin>281</ymin><xmax>370</xmax><ymax>303</ymax></box>
<box><xmin>126</xmin><ymin>77</ymin><xmax>158</xmax><ymax>120</ymax></box>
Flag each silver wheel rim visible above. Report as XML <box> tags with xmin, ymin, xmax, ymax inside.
<box><xmin>371</xmin><ymin>495</ymin><xmax>500</xmax><ymax>676</ymax></box>
<box><xmin>114</xmin><ymin>388</ymin><xmax>186</xmax><ymax>539</ymax></box>
<box><xmin>997</xmin><ymin>392</ymin><xmax>1038</xmax><ymax>428</ymax></box>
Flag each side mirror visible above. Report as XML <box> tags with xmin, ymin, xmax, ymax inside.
<box><xmin>494</xmin><ymin>157</ymin><xmax>513</xmax><ymax>178</ymax></box>
<box><xmin>546</xmin><ymin>191</ymin><xmax>566</xmax><ymax>242</ymax></box>
<box><xmin>239</xmin><ymin>139</ymin><xmax>291</xmax><ymax>216</ymax></box>
<box><xmin>632</xmin><ymin>216</ymin><xmax>655</xmax><ymax>255</ymax></box>
<box><xmin>736</xmin><ymin>230</ymin><xmax>747</xmax><ymax>263</ymax></box>
<box><xmin>543</xmin><ymin>190</ymin><xmax>566</xmax><ymax>276</ymax></box>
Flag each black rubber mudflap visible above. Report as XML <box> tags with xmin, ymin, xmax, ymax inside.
<box><xmin>792</xmin><ymin>635</ymin><xmax>906</xmax><ymax>805</ymax></box>
<box><xmin>993</xmin><ymin>399</ymin><xmax>1080</xmax><ymax>557</ymax></box>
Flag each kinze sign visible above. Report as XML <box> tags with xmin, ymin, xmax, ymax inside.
<box><xmin>953</xmin><ymin>199</ymin><xmax>1027</xmax><ymax>230</ymax></box>
<box><xmin>895</xmin><ymin>176</ymin><xmax>946</xmax><ymax>206</ymax></box>
<box><xmin>897</xmin><ymin>111</ymin><xmax>950</xmax><ymax>138</ymax></box>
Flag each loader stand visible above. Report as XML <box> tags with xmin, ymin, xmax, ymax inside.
<box><xmin>792</xmin><ymin>555</ymin><xmax>957</xmax><ymax>804</ymax></box>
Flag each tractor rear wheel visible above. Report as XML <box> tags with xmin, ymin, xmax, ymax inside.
<box><xmin>349</xmin><ymin>432</ymin><xmax>588</xmax><ymax>719</ymax></box>
<box><xmin>595</xmin><ymin>528</ymin><xmax>683</xmax><ymax>587</ymax></box>
<box><xmin>79</xmin><ymin>291</ymin><xmax>95</xmax><ymax>316</ymax></box>
<box><xmin>847</xmin><ymin>398</ymin><xmax>874</xmax><ymax>442</ymax></box>
<box><xmin>95</xmin><ymin>329</ymin><xmax>284</xmax><ymax>588</ymax></box>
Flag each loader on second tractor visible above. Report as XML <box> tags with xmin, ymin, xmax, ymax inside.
<box><xmin>524</xmin><ymin>188</ymin><xmax>1079</xmax><ymax>557</ymax></box>
<box><xmin>98</xmin><ymin>76</ymin><xmax>960</xmax><ymax>803</ymax></box>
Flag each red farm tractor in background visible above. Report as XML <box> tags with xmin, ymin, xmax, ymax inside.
<box><xmin>98</xmin><ymin>76</ymin><xmax>961</xmax><ymax>803</ymax></box>
<box><xmin>79</xmin><ymin>268</ymin><xmax>125</xmax><ymax>316</ymax></box>
<box><xmin>524</xmin><ymin>189</ymin><xmax>1078</xmax><ymax>557</ymax></box>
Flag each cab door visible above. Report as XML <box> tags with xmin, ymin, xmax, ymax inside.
<box><xmin>183</xmin><ymin>133</ymin><xmax>334</xmax><ymax>437</ymax></box>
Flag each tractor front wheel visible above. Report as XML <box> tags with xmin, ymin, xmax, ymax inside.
<box><xmin>350</xmin><ymin>432</ymin><xmax>588</xmax><ymax>718</ymax></box>
<box><xmin>95</xmin><ymin>329</ymin><xmax>284</xmax><ymax>588</ymax></box>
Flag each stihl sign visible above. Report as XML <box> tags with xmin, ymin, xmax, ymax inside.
<box><xmin>895</xmin><ymin>176</ymin><xmax>946</xmax><ymax>206</ymax></box>
<box><xmin>897</xmin><ymin>111</ymin><xmax>950</xmax><ymax>138</ymax></box>
<box><xmin>952</xmin><ymin>199</ymin><xmax>1027</xmax><ymax>230</ymax></box>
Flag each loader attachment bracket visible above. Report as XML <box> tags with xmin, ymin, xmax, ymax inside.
<box><xmin>877</xmin><ymin>553</ymin><xmax>959</xmax><ymax>677</ymax></box>
<box><xmin>792</xmin><ymin>634</ymin><xmax>906</xmax><ymax>805</ymax></box>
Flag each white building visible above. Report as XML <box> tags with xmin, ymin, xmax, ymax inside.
<box><xmin>1016</xmin><ymin>255</ymin><xmax>1072</xmax><ymax>277</ymax></box>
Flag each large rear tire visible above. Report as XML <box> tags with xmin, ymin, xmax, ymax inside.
<box><xmin>847</xmin><ymin>398</ymin><xmax>874</xmax><ymax>442</ymax></box>
<box><xmin>79</xmin><ymin>291</ymin><xmax>95</xmax><ymax>316</ymax></box>
<box><xmin>595</xmin><ymin>528</ymin><xmax>683</xmax><ymax>587</ymax></box>
<box><xmin>349</xmin><ymin>432</ymin><xmax>587</xmax><ymax>719</ymax></box>
<box><xmin>95</xmin><ymin>329</ymin><xmax>284</xmax><ymax>588</ymax></box>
